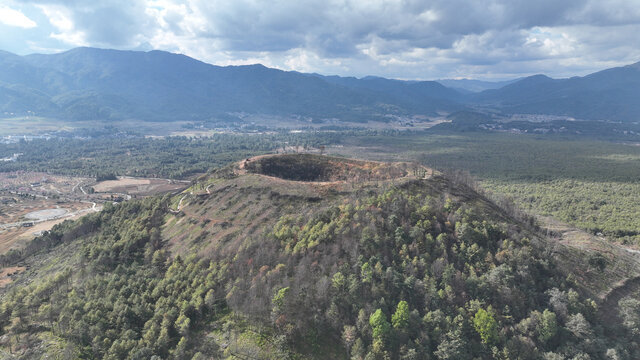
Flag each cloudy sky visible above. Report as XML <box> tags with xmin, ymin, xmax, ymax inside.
<box><xmin>1</xmin><ymin>0</ymin><xmax>640</xmax><ymax>80</ymax></box>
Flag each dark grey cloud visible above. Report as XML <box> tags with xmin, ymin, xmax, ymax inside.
<box><xmin>74</xmin><ymin>2</ymin><xmax>153</xmax><ymax>46</ymax></box>
<box><xmin>10</xmin><ymin>0</ymin><xmax>640</xmax><ymax>79</ymax></box>
<box><xmin>179</xmin><ymin>0</ymin><xmax>640</xmax><ymax>63</ymax></box>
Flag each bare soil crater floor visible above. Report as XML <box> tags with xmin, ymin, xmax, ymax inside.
<box><xmin>243</xmin><ymin>153</ymin><xmax>424</xmax><ymax>183</ymax></box>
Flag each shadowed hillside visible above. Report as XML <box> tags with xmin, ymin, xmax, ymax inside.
<box><xmin>2</xmin><ymin>47</ymin><xmax>639</xmax><ymax>124</ymax></box>
<box><xmin>472</xmin><ymin>62</ymin><xmax>640</xmax><ymax>121</ymax></box>
<box><xmin>0</xmin><ymin>47</ymin><xmax>462</xmax><ymax>122</ymax></box>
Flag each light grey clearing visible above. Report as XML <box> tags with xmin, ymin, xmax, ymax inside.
<box><xmin>24</xmin><ymin>208</ymin><xmax>68</xmax><ymax>221</ymax></box>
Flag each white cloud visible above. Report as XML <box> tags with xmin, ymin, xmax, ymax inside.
<box><xmin>37</xmin><ymin>4</ymin><xmax>87</xmax><ymax>46</ymax></box>
<box><xmin>0</xmin><ymin>6</ymin><xmax>37</xmax><ymax>28</ymax></box>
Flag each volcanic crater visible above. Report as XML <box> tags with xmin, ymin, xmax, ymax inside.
<box><xmin>242</xmin><ymin>153</ymin><xmax>421</xmax><ymax>183</ymax></box>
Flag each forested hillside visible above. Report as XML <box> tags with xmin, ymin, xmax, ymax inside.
<box><xmin>1</xmin><ymin>155</ymin><xmax>638</xmax><ymax>359</ymax></box>
<box><xmin>0</xmin><ymin>47</ymin><xmax>461</xmax><ymax>122</ymax></box>
<box><xmin>471</xmin><ymin>62</ymin><xmax>640</xmax><ymax>122</ymax></box>
<box><xmin>2</xmin><ymin>47</ymin><xmax>640</xmax><ymax>124</ymax></box>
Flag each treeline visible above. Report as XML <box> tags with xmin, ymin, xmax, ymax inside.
<box><xmin>96</xmin><ymin>173</ymin><xmax>118</xmax><ymax>182</ymax></box>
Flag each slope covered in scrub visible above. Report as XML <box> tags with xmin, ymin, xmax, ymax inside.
<box><xmin>0</xmin><ymin>154</ymin><xmax>638</xmax><ymax>359</ymax></box>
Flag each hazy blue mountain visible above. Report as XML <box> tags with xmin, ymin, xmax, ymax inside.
<box><xmin>436</xmin><ymin>78</ymin><xmax>519</xmax><ymax>92</ymax></box>
<box><xmin>0</xmin><ymin>51</ymin><xmax>62</xmax><ymax>115</ymax></box>
<box><xmin>318</xmin><ymin>74</ymin><xmax>463</xmax><ymax>101</ymax></box>
<box><xmin>1</xmin><ymin>47</ymin><xmax>639</xmax><ymax>123</ymax></box>
<box><xmin>1</xmin><ymin>47</ymin><xmax>462</xmax><ymax>122</ymax></box>
<box><xmin>472</xmin><ymin>63</ymin><xmax>640</xmax><ymax>121</ymax></box>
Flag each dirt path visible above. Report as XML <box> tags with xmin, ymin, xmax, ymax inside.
<box><xmin>537</xmin><ymin>215</ymin><xmax>640</xmax><ymax>329</ymax></box>
<box><xmin>169</xmin><ymin>192</ymin><xmax>191</xmax><ymax>213</ymax></box>
<box><xmin>119</xmin><ymin>176</ymin><xmax>190</xmax><ymax>184</ymax></box>
<box><xmin>71</xmin><ymin>180</ymin><xmax>82</xmax><ymax>193</ymax></box>
<box><xmin>598</xmin><ymin>276</ymin><xmax>640</xmax><ymax>326</ymax></box>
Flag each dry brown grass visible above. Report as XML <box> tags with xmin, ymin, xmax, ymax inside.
<box><xmin>0</xmin><ymin>266</ymin><xmax>25</xmax><ymax>288</ymax></box>
<box><xmin>93</xmin><ymin>177</ymin><xmax>186</xmax><ymax>195</ymax></box>
<box><xmin>93</xmin><ymin>178</ymin><xmax>151</xmax><ymax>192</ymax></box>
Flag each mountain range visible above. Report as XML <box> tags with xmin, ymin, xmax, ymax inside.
<box><xmin>436</xmin><ymin>78</ymin><xmax>520</xmax><ymax>93</ymax></box>
<box><xmin>1</xmin><ymin>47</ymin><xmax>639</xmax><ymax>123</ymax></box>
<box><xmin>472</xmin><ymin>62</ymin><xmax>640</xmax><ymax>122</ymax></box>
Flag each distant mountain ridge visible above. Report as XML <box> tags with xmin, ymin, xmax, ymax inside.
<box><xmin>0</xmin><ymin>47</ymin><xmax>639</xmax><ymax>123</ymax></box>
<box><xmin>472</xmin><ymin>62</ymin><xmax>640</xmax><ymax>121</ymax></box>
<box><xmin>0</xmin><ymin>47</ymin><xmax>462</xmax><ymax>122</ymax></box>
<box><xmin>436</xmin><ymin>78</ymin><xmax>520</xmax><ymax>93</ymax></box>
